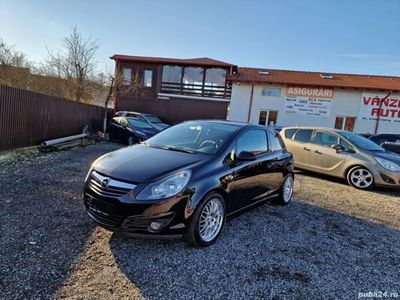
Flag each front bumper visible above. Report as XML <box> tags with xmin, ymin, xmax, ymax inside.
<box><xmin>372</xmin><ymin>167</ymin><xmax>400</xmax><ymax>188</ymax></box>
<box><xmin>83</xmin><ymin>179</ymin><xmax>191</xmax><ymax>236</ymax></box>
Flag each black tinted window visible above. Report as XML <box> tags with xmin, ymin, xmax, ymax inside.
<box><xmin>294</xmin><ymin>129</ymin><xmax>313</xmax><ymax>143</ymax></box>
<box><xmin>237</xmin><ymin>130</ymin><xmax>268</xmax><ymax>155</ymax></box>
<box><xmin>285</xmin><ymin>129</ymin><xmax>298</xmax><ymax>139</ymax></box>
<box><xmin>268</xmin><ymin>130</ymin><xmax>283</xmax><ymax>151</ymax></box>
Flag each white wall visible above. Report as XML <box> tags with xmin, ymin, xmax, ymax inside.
<box><xmin>227</xmin><ymin>83</ymin><xmax>400</xmax><ymax>134</ymax></box>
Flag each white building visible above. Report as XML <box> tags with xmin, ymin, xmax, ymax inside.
<box><xmin>227</xmin><ymin>68</ymin><xmax>400</xmax><ymax>134</ymax></box>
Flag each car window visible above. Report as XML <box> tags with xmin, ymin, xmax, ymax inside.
<box><xmin>268</xmin><ymin>130</ymin><xmax>283</xmax><ymax>151</ymax></box>
<box><xmin>284</xmin><ymin>129</ymin><xmax>298</xmax><ymax>139</ymax></box>
<box><xmin>339</xmin><ymin>132</ymin><xmax>385</xmax><ymax>152</ymax></box>
<box><xmin>146</xmin><ymin>122</ymin><xmax>239</xmax><ymax>155</ymax></box>
<box><xmin>111</xmin><ymin>118</ymin><xmax>119</xmax><ymax>125</ymax></box>
<box><xmin>236</xmin><ymin>130</ymin><xmax>268</xmax><ymax>155</ymax></box>
<box><xmin>293</xmin><ymin>129</ymin><xmax>313</xmax><ymax>143</ymax></box>
<box><xmin>339</xmin><ymin>139</ymin><xmax>351</xmax><ymax>151</ymax></box>
<box><xmin>314</xmin><ymin>131</ymin><xmax>339</xmax><ymax>147</ymax></box>
<box><xmin>127</xmin><ymin>118</ymin><xmax>153</xmax><ymax>129</ymax></box>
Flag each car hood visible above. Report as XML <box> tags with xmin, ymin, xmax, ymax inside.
<box><xmin>374</xmin><ymin>151</ymin><xmax>400</xmax><ymax>164</ymax></box>
<box><xmin>134</xmin><ymin>127</ymin><xmax>158</xmax><ymax>137</ymax></box>
<box><xmin>93</xmin><ymin>144</ymin><xmax>206</xmax><ymax>183</ymax></box>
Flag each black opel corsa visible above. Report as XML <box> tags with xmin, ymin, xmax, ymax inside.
<box><xmin>83</xmin><ymin>120</ymin><xmax>294</xmax><ymax>247</ymax></box>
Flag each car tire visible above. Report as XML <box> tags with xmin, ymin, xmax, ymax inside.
<box><xmin>347</xmin><ymin>166</ymin><xmax>374</xmax><ymax>190</ymax></box>
<box><xmin>277</xmin><ymin>174</ymin><xmax>294</xmax><ymax>206</ymax></box>
<box><xmin>127</xmin><ymin>136</ymin><xmax>135</xmax><ymax>145</ymax></box>
<box><xmin>185</xmin><ymin>193</ymin><xmax>226</xmax><ymax>247</ymax></box>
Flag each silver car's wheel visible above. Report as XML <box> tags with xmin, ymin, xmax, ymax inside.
<box><xmin>348</xmin><ymin>167</ymin><xmax>374</xmax><ymax>189</ymax></box>
<box><xmin>199</xmin><ymin>198</ymin><xmax>224</xmax><ymax>242</ymax></box>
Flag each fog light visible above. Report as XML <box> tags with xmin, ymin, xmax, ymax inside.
<box><xmin>150</xmin><ymin>222</ymin><xmax>161</xmax><ymax>231</ymax></box>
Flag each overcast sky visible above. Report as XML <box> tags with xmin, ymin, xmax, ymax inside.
<box><xmin>1</xmin><ymin>0</ymin><xmax>399</xmax><ymax>76</ymax></box>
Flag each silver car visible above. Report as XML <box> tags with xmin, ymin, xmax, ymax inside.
<box><xmin>280</xmin><ymin>127</ymin><xmax>400</xmax><ymax>189</ymax></box>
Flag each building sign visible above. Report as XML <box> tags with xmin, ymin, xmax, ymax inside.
<box><xmin>286</xmin><ymin>86</ymin><xmax>334</xmax><ymax>99</ymax></box>
<box><xmin>284</xmin><ymin>87</ymin><xmax>334</xmax><ymax>117</ymax></box>
<box><xmin>359</xmin><ymin>93</ymin><xmax>400</xmax><ymax>123</ymax></box>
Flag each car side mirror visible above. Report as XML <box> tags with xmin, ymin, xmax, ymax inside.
<box><xmin>331</xmin><ymin>144</ymin><xmax>344</xmax><ymax>153</ymax></box>
<box><xmin>237</xmin><ymin>151</ymin><xmax>256</xmax><ymax>161</ymax></box>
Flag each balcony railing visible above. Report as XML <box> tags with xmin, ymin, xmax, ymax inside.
<box><xmin>160</xmin><ymin>82</ymin><xmax>232</xmax><ymax>99</ymax></box>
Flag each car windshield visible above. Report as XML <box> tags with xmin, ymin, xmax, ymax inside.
<box><xmin>339</xmin><ymin>132</ymin><xmax>385</xmax><ymax>152</ymax></box>
<box><xmin>145</xmin><ymin>122</ymin><xmax>239</xmax><ymax>154</ymax></box>
<box><xmin>145</xmin><ymin>115</ymin><xmax>163</xmax><ymax>123</ymax></box>
<box><xmin>127</xmin><ymin>118</ymin><xmax>153</xmax><ymax>129</ymax></box>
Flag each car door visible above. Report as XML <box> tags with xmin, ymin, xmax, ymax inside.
<box><xmin>228</xmin><ymin>129</ymin><xmax>281</xmax><ymax>212</ymax></box>
<box><xmin>118</xmin><ymin>117</ymin><xmax>132</xmax><ymax>142</ymax></box>
<box><xmin>308</xmin><ymin>130</ymin><xmax>352</xmax><ymax>175</ymax></box>
<box><xmin>285</xmin><ymin>129</ymin><xmax>314</xmax><ymax>169</ymax></box>
<box><xmin>108</xmin><ymin>117</ymin><xmax>121</xmax><ymax>140</ymax></box>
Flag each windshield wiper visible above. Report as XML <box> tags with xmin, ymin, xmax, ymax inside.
<box><xmin>163</xmin><ymin>145</ymin><xmax>195</xmax><ymax>154</ymax></box>
<box><xmin>145</xmin><ymin>143</ymin><xmax>195</xmax><ymax>154</ymax></box>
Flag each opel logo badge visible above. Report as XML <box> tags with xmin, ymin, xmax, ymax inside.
<box><xmin>101</xmin><ymin>178</ymin><xmax>110</xmax><ymax>188</ymax></box>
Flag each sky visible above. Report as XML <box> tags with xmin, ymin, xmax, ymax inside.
<box><xmin>1</xmin><ymin>0</ymin><xmax>400</xmax><ymax>76</ymax></box>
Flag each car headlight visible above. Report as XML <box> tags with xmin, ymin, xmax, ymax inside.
<box><xmin>136</xmin><ymin>170</ymin><xmax>191</xmax><ymax>200</ymax></box>
<box><xmin>375</xmin><ymin>157</ymin><xmax>400</xmax><ymax>172</ymax></box>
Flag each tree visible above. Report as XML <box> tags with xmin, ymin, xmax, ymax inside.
<box><xmin>0</xmin><ymin>39</ymin><xmax>28</xmax><ymax>67</ymax></box>
<box><xmin>0</xmin><ymin>39</ymin><xmax>32</xmax><ymax>89</ymax></box>
<box><xmin>46</xmin><ymin>26</ymin><xmax>100</xmax><ymax>102</ymax></box>
<box><xmin>101</xmin><ymin>71</ymin><xmax>142</xmax><ymax>135</ymax></box>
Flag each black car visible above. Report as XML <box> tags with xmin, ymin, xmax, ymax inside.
<box><xmin>364</xmin><ymin>134</ymin><xmax>400</xmax><ymax>155</ymax></box>
<box><xmin>106</xmin><ymin>116</ymin><xmax>159</xmax><ymax>145</ymax></box>
<box><xmin>84</xmin><ymin>120</ymin><xmax>294</xmax><ymax>247</ymax></box>
<box><xmin>115</xmin><ymin>111</ymin><xmax>170</xmax><ymax>131</ymax></box>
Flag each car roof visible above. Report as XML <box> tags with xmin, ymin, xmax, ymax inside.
<box><xmin>281</xmin><ymin>126</ymin><xmax>346</xmax><ymax>133</ymax></box>
<box><xmin>186</xmin><ymin>119</ymin><xmax>272</xmax><ymax>129</ymax></box>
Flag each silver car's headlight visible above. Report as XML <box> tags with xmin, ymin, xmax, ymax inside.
<box><xmin>136</xmin><ymin>170</ymin><xmax>191</xmax><ymax>200</ymax></box>
<box><xmin>375</xmin><ymin>157</ymin><xmax>400</xmax><ymax>172</ymax></box>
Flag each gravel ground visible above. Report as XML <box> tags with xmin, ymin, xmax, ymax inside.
<box><xmin>1</xmin><ymin>143</ymin><xmax>399</xmax><ymax>299</ymax></box>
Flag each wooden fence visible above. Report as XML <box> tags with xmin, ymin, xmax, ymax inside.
<box><xmin>0</xmin><ymin>85</ymin><xmax>108</xmax><ymax>151</ymax></box>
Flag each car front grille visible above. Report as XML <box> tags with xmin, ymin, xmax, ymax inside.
<box><xmin>88</xmin><ymin>171</ymin><xmax>136</xmax><ymax>198</ymax></box>
<box><xmin>85</xmin><ymin>196</ymin><xmax>125</xmax><ymax>227</ymax></box>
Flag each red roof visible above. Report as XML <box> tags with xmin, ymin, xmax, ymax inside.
<box><xmin>228</xmin><ymin>67</ymin><xmax>400</xmax><ymax>91</ymax></box>
<box><xmin>110</xmin><ymin>55</ymin><xmax>235</xmax><ymax>68</ymax></box>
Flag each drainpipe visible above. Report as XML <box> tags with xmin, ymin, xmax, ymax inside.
<box><xmin>247</xmin><ymin>83</ymin><xmax>255</xmax><ymax>123</ymax></box>
<box><xmin>374</xmin><ymin>90</ymin><xmax>392</xmax><ymax>134</ymax></box>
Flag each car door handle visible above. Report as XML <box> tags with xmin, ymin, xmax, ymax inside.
<box><xmin>314</xmin><ymin>150</ymin><xmax>323</xmax><ymax>155</ymax></box>
<box><xmin>303</xmin><ymin>147</ymin><xmax>310</xmax><ymax>151</ymax></box>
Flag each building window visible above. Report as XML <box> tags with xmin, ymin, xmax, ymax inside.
<box><xmin>258</xmin><ymin>110</ymin><xmax>278</xmax><ymax>126</ymax></box>
<box><xmin>183</xmin><ymin>67</ymin><xmax>203</xmax><ymax>94</ymax></box>
<box><xmin>122</xmin><ymin>67</ymin><xmax>132</xmax><ymax>85</ymax></box>
<box><xmin>162</xmin><ymin>65</ymin><xmax>182</xmax><ymax>83</ymax></box>
<box><xmin>143</xmin><ymin>70</ymin><xmax>153</xmax><ymax>88</ymax></box>
<box><xmin>205</xmin><ymin>68</ymin><xmax>227</xmax><ymax>97</ymax></box>
<box><xmin>335</xmin><ymin>116</ymin><xmax>356</xmax><ymax>132</ymax></box>
<box><xmin>160</xmin><ymin>65</ymin><xmax>230</xmax><ymax>99</ymax></box>
<box><xmin>261</xmin><ymin>87</ymin><xmax>281</xmax><ymax>97</ymax></box>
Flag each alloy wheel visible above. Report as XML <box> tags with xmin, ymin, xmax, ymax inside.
<box><xmin>350</xmin><ymin>168</ymin><xmax>373</xmax><ymax>189</ymax></box>
<box><xmin>199</xmin><ymin>198</ymin><xmax>224</xmax><ymax>242</ymax></box>
<box><xmin>283</xmin><ymin>176</ymin><xmax>294</xmax><ymax>202</ymax></box>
